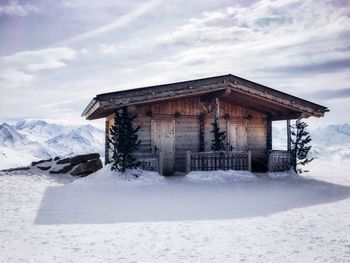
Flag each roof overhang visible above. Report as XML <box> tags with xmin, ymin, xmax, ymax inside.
<box><xmin>82</xmin><ymin>74</ymin><xmax>329</xmax><ymax>120</ymax></box>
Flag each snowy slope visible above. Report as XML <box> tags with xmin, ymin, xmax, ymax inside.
<box><xmin>15</xmin><ymin>120</ymin><xmax>70</xmax><ymax>143</ymax></box>
<box><xmin>312</xmin><ymin>124</ymin><xmax>350</xmax><ymax>146</ymax></box>
<box><xmin>0</xmin><ymin>123</ymin><xmax>29</xmax><ymax>147</ymax></box>
<box><xmin>0</xmin><ymin>159</ymin><xmax>350</xmax><ymax>262</ymax></box>
<box><xmin>272</xmin><ymin>123</ymin><xmax>350</xmax><ymax>161</ymax></box>
<box><xmin>0</xmin><ymin>147</ymin><xmax>39</xmax><ymax>168</ymax></box>
<box><xmin>47</xmin><ymin>129</ymin><xmax>103</xmax><ymax>157</ymax></box>
<box><xmin>0</xmin><ymin>120</ymin><xmax>104</xmax><ymax>169</ymax></box>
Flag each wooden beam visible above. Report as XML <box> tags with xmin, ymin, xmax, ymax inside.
<box><xmin>227</xmin><ymin>82</ymin><xmax>325</xmax><ymax>117</ymax></box>
<box><xmin>287</xmin><ymin>119</ymin><xmax>292</xmax><ymax>151</ymax></box>
<box><xmin>248</xmin><ymin>150</ymin><xmax>252</xmax><ymax>172</ymax></box>
<box><xmin>270</xmin><ymin>113</ymin><xmax>302</xmax><ymax>121</ymax></box>
<box><xmin>105</xmin><ymin>120</ymin><xmax>110</xmax><ymax>165</ymax></box>
<box><xmin>199</xmin><ymin>113</ymin><xmax>205</xmax><ymax>152</ymax></box>
<box><xmin>83</xmin><ymin>100</ymin><xmax>100</xmax><ymax>119</ymax></box>
<box><xmin>267</xmin><ymin>117</ymin><xmax>272</xmax><ymax>152</ymax></box>
<box><xmin>186</xmin><ymin>151</ymin><xmax>191</xmax><ymax>173</ymax></box>
<box><xmin>200</xmin><ymin>88</ymin><xmax>231</xmax><ymax>102</ymax></box>
<box><xmin>100</xmin><ymin>84</ymin><xmax>227</xmax><ymax>107</ymax></box>
<box><xmin>226</xmin><ymin>90</ymin><xmax>297</xmax><ymax>115</ymax></box>
<box><xmin>222</xmin><ymin>95</ymin><xmax>283</xmax><ymax>116</ymax></box>
<box><xmin>88</xmin><ymin>88</ymin><xmax>229</xmax><ymax>120</ymax></box>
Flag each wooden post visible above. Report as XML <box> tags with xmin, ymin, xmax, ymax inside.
<box><xmin>199</xmin><ymin>113</ymin><xmax>205</xmax><ymax>152</ymax></box>
<box><xmin>105</xmin><ymin>120</ymin><xmax>110</xmax><ymax>165</ymax></box>
<box><xmin>215</xmin><ymin>97</ymin><xmax>220</xmax><ymax>119</ymax></box>
<box><xmin>248</xmin><ymin>150</ymin><xmax>252</xmax><ymax>172</ymax></box>
<box><xmin>158</xmin><ymin>151</ymin><xmax>163</xmax><ymax>175</ymax></box>
<box><xmin>287</xmin><ymin>119</ymin><xmax>291</xmax><ymax>152</ymax></box>
<box><xmin>267</xmin><ymin>116</ymin><xmax>272</xmax><ymax>152</ymax></box>
<box><xmin>186</xmin><ymin>151</ymin><xmax>191</xmax><ymax>173</ymax></box>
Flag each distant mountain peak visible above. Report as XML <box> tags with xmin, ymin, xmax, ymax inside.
<box><xmin>15</xmin><ymin>119</ymin><xmax>49</xmax><ymax>130</ymax></box>
<box><xmin>0</xmin><ymin>122</ymin><xmax>12</xmax><ymax>128</ymax></box>
<box><xmin>0</xmin><ymin>119</ymin><xmax>104</xmax><ymax>167</ymax></box>
<box><xmin>0</xmin><ymin>122</ymin><xmax>28</xmax><ymax>147</ymax></box>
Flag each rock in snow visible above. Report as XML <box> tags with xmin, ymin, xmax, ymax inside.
<box><xmin>31</xmin><ymin>158</ymin><xmax>53</xmax><ymax>166</ymax></box>
<box><xmin>30</xmin><ymin>153</ymin><xmax>103</xmax><ymax>177</ymax></box>
<box><xmin>49</xmin><ymin>163</ymin><xmax>74</xmax><ymax>174</ymax></box>
<box><xmin>56</xmin><ymin>157</ymin><xmax>70</xmax><ymax>165</ymax></box>
<box><xmin>70</xmin><ymin>158</ymin><xmax>103</xmax><ymax>177</ymax></box>
<box><xmin>69</xmin><ymin>153</ymin><xmax>100</xmax><ymax>166</ymax></box>
<box><xmin>37</xmin><ymin>165</ymin><xmax>51</xmax><ymax>171</ymax></box>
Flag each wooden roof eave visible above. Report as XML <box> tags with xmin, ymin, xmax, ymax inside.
<box><xmin>226</xmin><ymin>82</ymin><xmax>326</xmax><ymax>118</ymax></box>
<box><xmin>82</xmin><ymin>74</ymin><xmax>329</xmax><ymax>120</ymax></box>
<box><xmin>82</xmin><ymin>99</ymin><xmax>100</xmax><ymax>120</ymax></box>
<box><xmin>228</xmin><ymin>75</ymin><xmax>328</xmax><ymax>113</ymax></box>
<box><xmin>85</xmin><ymin>86</ymin><xmax>229</xmax><ymax>120</ymax></box>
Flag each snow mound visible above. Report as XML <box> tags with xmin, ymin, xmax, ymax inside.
<box><xmin>267</xmin><ymin>169</ymin><xmax>299</xmax><ymax>178</ymax></box>
<box><xmin>73</xmin><ymin>164</ymin><xmax>165</xmax><ymax>185</ymax></box>
<box><xmin>186</xmin><ymin>170</ymin><xmax>256</xmax><ymax>183</ymax></box>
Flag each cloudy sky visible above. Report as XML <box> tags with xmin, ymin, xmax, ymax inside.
<box><xmin>0</xmin><ymin>0</ymin><xmax>349</xmax><ymax>128</ymax></box>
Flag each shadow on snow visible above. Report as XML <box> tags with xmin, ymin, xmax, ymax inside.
<box><xmin>34</xmin><ymin>176</ymin><xmax>350</xmax><ymax>224</ymax></box>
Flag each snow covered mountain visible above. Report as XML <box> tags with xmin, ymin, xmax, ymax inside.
<box><xmin>0</xmin><ymin>123</ymin><xmax>29</xmax><ymax>147</ymax></box>
<box><xmin>0</xmin><ymin>120</ymin><xmax>104</xmax><ymax>169</ymax></box>
<box><xmin>272</xmin><ymin>123</ymin><xmax>350</xmax><ymax>162</ymax></box>
<box><xmin>15</xmin><ymin>120</ymin><xmax>70</xmax><ymax>143</ymax></box>
<box><xmin>47</xmin><ymin>127</ymin><xmax>104</xmax><ymax>157</ymax></box>
<box><xmin>312</xmin><ymin>124</ymin><xmax>350</xmax><ymax>146</ymax></box>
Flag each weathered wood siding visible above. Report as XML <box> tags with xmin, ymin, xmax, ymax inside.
<box><xmin>175</xmin><ymin>116</ymin><xmax>200</xmax><ymax>171</ymax></box>
<box><xmin>105</xmin><ymin>97</ymin><xmax>268</xmax><ymax>172</ymax></box>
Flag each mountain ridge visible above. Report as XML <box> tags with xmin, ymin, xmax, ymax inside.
<box><xmin>0</xmin><ymin>120</ymin><xmax>104</xmax><ymax>169</ymax></box>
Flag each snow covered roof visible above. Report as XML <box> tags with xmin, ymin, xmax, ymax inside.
<box><xmin>82</xmin><ymin>74</ymin><xmax>329</xmax><ymax>120</ymax></box>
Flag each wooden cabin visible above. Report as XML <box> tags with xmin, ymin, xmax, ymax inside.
<box><xmin>82</xmin><ymin>74</ymin><xmax>328</xmax><ymax>175</ymax></box>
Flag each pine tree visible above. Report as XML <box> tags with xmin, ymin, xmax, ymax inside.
<box><xmin>291</xmin><ymin>120</ymin><xmax>314</xmax><ymax>174</ymax></box>
<box><xmin>211</xmin><ymin>119</ymin><xmax>227</xmax><ymax>151</ymax></box>
<box><xmin>108</xmin><ymin>107</ymin><xmax>141</xmax><ymax>173</ymax></box>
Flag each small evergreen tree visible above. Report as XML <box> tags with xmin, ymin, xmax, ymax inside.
<box><xmin>211</xmin><ymin>119</ymin><xmax>227</xmax><ymax>151</ymax></box>
<box><xmin>109</xmin><ymin>107</ymin><xmax>141</xmax><ymax>173</ymax></box>
<box><xmin>291</xmin><ymin>120</ymin><xmax>314</xmax><ymax>174</ymax></box>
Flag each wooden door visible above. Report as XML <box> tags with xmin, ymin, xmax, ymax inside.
<box><xmin>227</xmin><ymin>121</ymin><xmax>247</xmax><ymax>151</ymax></box>
<box><xmin>151</xmin><ymin>119</ymin><xmax>175</xmax><ymax>175</ymax></box>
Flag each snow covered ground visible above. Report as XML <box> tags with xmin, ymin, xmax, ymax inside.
<box><xmin>1</xmin><ymin>160</ymin><xmax>350</xmax><ymax>262</ymax></box>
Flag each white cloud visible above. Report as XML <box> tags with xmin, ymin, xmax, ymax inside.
<box><xmin>143</xmin><ymin>0</ymin><xmax>350</xmax><ymax>94</ymax></box>
<box><xmin>157</xmin><ymin>0</ymin><xmax>350</xmax><ymax>69</ymax></box>
<box><xmin>0</xmin><ymin>0</ymin><xmax>39</xmax><ymax>16</ymax></box>
<box><xmin>0</xmin><ymin>47</ymin><xmax>76</xmax><ymax>89</ymax></box>
<box><xmin>98</xmin><ymin>44</ymin><xmax>119</xmax><ymax>54</ymax></box>
<box><xmin>59</xmin><ymin>0</ymin><xmax>163</xmax><ymax>45</ymax></box>
<box><xmin>0</xmin><ymin>0</ymin><xmax>349</xmax><ymax>126</ymax></box>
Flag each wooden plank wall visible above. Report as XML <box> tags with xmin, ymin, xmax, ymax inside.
<box><xmin>105</xmin><ymin>97</ymin><xmax>268</xmax><ymax>172</ymax></box>
<box><xmin>175</xmin><ymin>117</ymin><xmax>199</xmax><ymax>170</ymax></box>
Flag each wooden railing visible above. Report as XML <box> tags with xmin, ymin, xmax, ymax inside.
<box><xmin>131</xmin><ymin>152</ymin><xmax>163</xmax><ymax>175</ymax></box>
<box><xmin>186</xmin><ymin>151</ymin><xmax>252</xmax><ymax>173</ymax></box>
<box><xmin>268</xmin><ymin>150</ymin><xmax>293</xmax><ymax>172</ymax></box>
